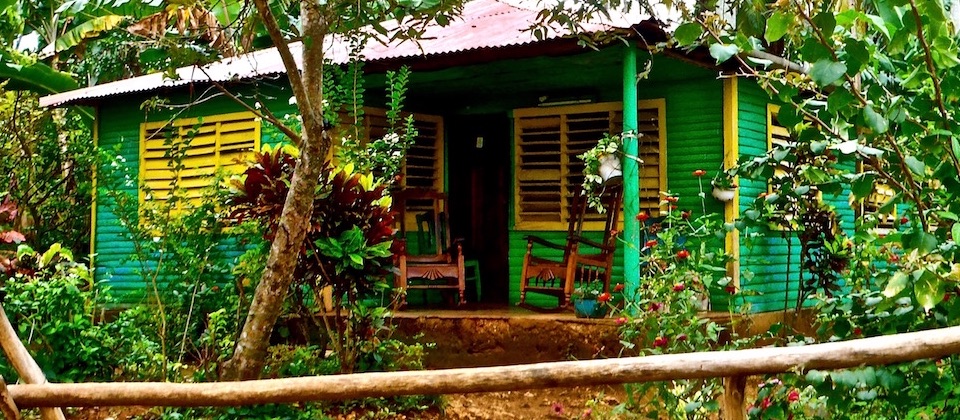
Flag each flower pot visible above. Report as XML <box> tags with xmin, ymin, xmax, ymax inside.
<box><xmin>573</xmin><ymin>298</ymin><xmax>608</xmax><ymax>318</ymax></box>
<box><xmin>598</xmin><ymin>154</ymin><xmax>622</xmax><ymax>182</ymax></box>
<box><xmin>711</xmin><ymin>187</ymin><xmax>736</xmax><ymax>202</ymax></box>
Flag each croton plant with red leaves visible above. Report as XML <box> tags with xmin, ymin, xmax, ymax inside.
<box><xmin>227</xmin><ymin>145</ymin><xmax>394</xmax><ymax>300</ymax></box>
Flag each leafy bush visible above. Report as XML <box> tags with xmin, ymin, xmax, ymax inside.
<box><xmin>0</xmin><ymin>244</ymin><xmax>114</xmax><ymax>382</ymax></box>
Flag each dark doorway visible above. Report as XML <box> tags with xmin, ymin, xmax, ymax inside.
<box><xmin>447</xmin><ymin>114</ymin><xmax>511</xmax><ymax>304</ymax></box>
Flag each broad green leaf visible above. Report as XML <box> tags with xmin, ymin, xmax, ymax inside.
<box><xmin>709</xmin><ymin>43</ymin><xmax>740</xmax><ymax>63</ymax></box>
<box><xmin>884</xmin><ymin>271</ymin><xmax>909</xmax><ymax>297</ymax></box>
<box><xmin>765</xmin><ymin>11</ymin><xmax>793</xmax><ymax>43</ymax></box>
<box><xmin>953</xmin><ymin>137</ymin><xmax>960</xmax><ymax>160</ymax></box>
<box><xmin>953</xmin><ymin>223</ymin><xmax>960</xmax><ymax>244</ymax></box>
<box><xmin>915</xmin><ymin>272</ymin><xmax>941</xmax><ymax>311</ymax></box>
<box><xmin>810</xmin><ymin>59</ymin><xmax>847</xmax><ymax>86</ymax></box>
<box><xmin>851</xmin><ymin>173</ymin><xmax>876</xmax><ymax>199</ymax></box>
<box><xmin>674</xmin><ymin>23</ymin><xmax>703</xmax><ymax>45</ymax></box>
<box><xmin>904</xmin><ymin>155</ymin><xmax>925</xmax><ymax>176</ymax></box>
<box><xmin>0</xmin><ymin>50</ymin><xmax>78</xmax><ymax>94</ymax></box>
<box><xmin>50</xmin><ymin>15</ymin><xmax>126</xmax><ymax>54</ymax></box>
<box><xmin>40</xmin><ymin>243</ymin><xmax>62</xmax><ymax>268</ymax></box>
<box><xmin>812</xmin><ymin>12</ymin><xmax>837</xmax><ymax>40</ymax></box>
<box><xmin>863</xmin><ymin>106</ymin><xmax>889</xmax><ymax>134</ymax></box>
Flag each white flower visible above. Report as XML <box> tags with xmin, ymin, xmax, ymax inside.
<box><xmin>288</xmin><ymin>96</ymin><xmax>297</xmax><ymax>105</ymax></box>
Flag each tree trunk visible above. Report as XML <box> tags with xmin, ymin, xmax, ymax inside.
<box><xmin>221</xmin><ymin>0</ymin><xmax>329</xmax><ymax>381</ymax></box>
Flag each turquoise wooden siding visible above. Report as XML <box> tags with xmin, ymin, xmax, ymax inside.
<box><xmin>95</xmin><ymin>88</ymin><xmax>295</xmax><ymax>305</ymax></box>
<box><xmin>735</xmin><ymin>82</ymin><xmax>857</xmax><ymax>313</ymax></box>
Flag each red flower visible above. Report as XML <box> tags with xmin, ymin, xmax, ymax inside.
<box><xmin>673</xmin><ymin>283</ymin><xmax>685</xmax><ymax>292</ymax></box>
<box><xmin>665</xmin><ymin>196</ymin><xmax>678</xmax><ymax>203</ymax></box>
<box><xmin>693</xmin><ymin>169</ymin><xmax>706</xmax><ymax>177</ymax></box>
<box><xmin>945</xmin><ymin>292</ymin><xmax>953</xmax><ymax>302</ymax></box>
<box><xmin>677</xmin><ymin>334</ymin><xmax>688</xmax><ymax>342</ymax></box>
<box><xmin>636</xmin><ymin>212</ymin><xmax>650</xmax><ymax>222</ymax></box>
<box><xmin>888</xmin><ymin>254</ymin><xmax>900</xmax><ymax>263</ymax></box>
<box><xmin>725</xmin><ymin>284</ymin><xmax>738</xmax><ymax>294</ymax></box>
<box><xmin>653</xmin><ymin>336</ymin><xmax>669</xmax><ymax>348</ymax></box>
<box><xmin>597</xmin><ymin>292</ymin><xmax>612</xmax><ymax>302</ymax></box>
<box><xmin>644</xmin><ymin>239</ymin><xmax>658</xmax><ymax>248</ymax></box>
<box><xmin>761</xmin><ymin>397</ymin><xmax>772</xmax><ymax>409</ymax></box>
<box><xmin>788</xmin><ymin>389</ymin><xmax>800</xmax><ymax>403</ymax></box>
<box><xmin>900</xmin><ymin>216</ymin><xmax>909</xmax><ymax>224</ymax></box>
<box><xmin>853</xmin><ymin>327</ymin><xmax>862</xmax><ymax>336</ymax></box>
<box><xmin>616</xmin><ymin>317</ymin><xmax>627</xmax><ymax>325</ymax></box>
<box><xmin>613</xmin><ymin>283</ymin><xmax>625</xmax><ymax>292</ymax></box>
<box><xmin>681</xmin><ymin>210</ymin><xmax>691</xmax><ymax>220</ymax></box>
<box><xmin>676</xmin><ymin>249</ymin><xmax>690</xmax><ymax>260</ymax></box>
<box><xmin>649</xmin><ymin>302</ymin><xmax>663</xmax><ymax>312</ymax></box>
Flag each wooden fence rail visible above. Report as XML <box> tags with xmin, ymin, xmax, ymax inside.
<box><xmin>8</xmin><ymin>324</ymin><xmax>960</xmax><ymax>418</ymax></box>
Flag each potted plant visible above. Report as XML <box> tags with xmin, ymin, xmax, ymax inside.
<box><xmin>572</xmin><ymin>282</ymin><xmax>610</xmax><ymax>318</ymax></box>
<box><xmin>579</xmin><ymin>132</ymin><xmax>637</xmax><ymax>211</ymax></box>
<box><xmin>710</xmin><ymin>168</ymin><xmax>738</xmax><ymax>202</ymax></box>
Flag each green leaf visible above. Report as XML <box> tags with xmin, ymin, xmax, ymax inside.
<box><xmin>810</xmin><ymin>59</ymin><xmax>847</xmax><ymax>86</ymax></box>
<box><xmin>952</xmin><ymin>223</ymin><xmax>960</xmax><ymax>245</ymax></box>
<box><xmin>709</xmin><ymin>43</ymin><xmax>740</xmax><ymax>63</ymax></box>
<box><xmin>674</xmin><ymin>23</ymin><xmax>703</xmax><ymax>45</ymax></box>
<box><xmin>915</xmin><ymin>272</ymin><xmax>941</xmax><ymax>311</ymax></box>
<box><xmin>40</xmin><ymin>243</ymin><xmax>62</xmax><ymax>268</ymax></box>
<box><xmin>0</xmin><ymin>50</ymin><xmax>78</xmax><ymax>94</ymax></box>
<box><xmin>765</xmin><ymin>11</ymin><xmax>793</xmax><ymax>43</ymax></box>
<box><xmin>884</xmin><ymin>271</ymin><xmax>909</xmax><ymax>298</ymax></box>
<box><xmin>851</xmin><ymin>173</ymin><xmax>877</xmax><ymax>199</ymax></box>
<box><xmin>904</xmin><ymin>155</ymin><xmax>925</xmax><ymax>176</ymax></box>
<box><xmin>863</xmin><ymin>106</ymin><xmax>889</xmax><ymax>134</ymax></box>
<box><xmin>50</xmin><ymin>15</ymin><xmax>126</xmax><ymax>54</ymax></box>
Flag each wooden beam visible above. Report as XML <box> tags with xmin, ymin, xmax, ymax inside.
<box><xmin>0</xmin><ymin>306</ymin><xmax>65</xmax><ymax>420</ymax></box>
<box><xmin>9</xmin><ymin>325</ymin><xmax>960</xmax><ymax>408</ymax></box>
<box><xmin>0</xmin><ymin>376</ymin><xmax>21</xmax><ymax>420</ymax></box>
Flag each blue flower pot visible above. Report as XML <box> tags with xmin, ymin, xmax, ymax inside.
<box><xmin>573</xmin><ymin>298</ymin><xmax>608</xmax><ymax>318</ymax></box>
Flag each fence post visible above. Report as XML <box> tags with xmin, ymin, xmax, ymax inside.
<box><xmin>722</xmin><ymin>375</ymin><xmax>746</xmax><ymax>420</ymax></box>
<box><xmin>0</xmin><ymin>376</ymin><xmax>21</xmax><ymax>420</ymax></box>
<box><xmin>0</xmin><ymin>305</ymin><xmax>65</xmax><ymax>420</ymax></box>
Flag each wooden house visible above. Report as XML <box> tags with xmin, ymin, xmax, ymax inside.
<box><xmin>40</xmin><ymin>0</ymin><xmax>860</xmax><ymax>312</ymax></box>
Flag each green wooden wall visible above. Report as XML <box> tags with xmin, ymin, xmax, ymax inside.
<box><xmin>94</xmin><ymin>87</ymin><xmax>295</xmax><ymax>305</ymax></box>
<box><xmin>735</xmin><ymin>82</ymin><xmax>856</xmax><ymax>313</ymax></box>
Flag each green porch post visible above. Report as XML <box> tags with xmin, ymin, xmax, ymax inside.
<box><xmin>622</xmin><ymin>44</ymin><xmax>640</xmax><ymax>299</ymax></box>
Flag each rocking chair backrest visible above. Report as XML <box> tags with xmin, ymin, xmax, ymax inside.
<box><xmin>567</xmin><ymin>183</ymin><xmax>624</xmax><ymax>256</ymax></box>
<box><xmin>394</xmin><ymin>188</ymin><xmax>450</xmax><ymax>256</ymax></box>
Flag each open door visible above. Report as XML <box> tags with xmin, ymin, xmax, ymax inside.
<box><xmin>447</xmin><ymin>114</ymin><xmax>511</xmax><ymax>304</ymax></box>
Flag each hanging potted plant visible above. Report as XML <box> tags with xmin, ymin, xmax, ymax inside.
<box><xmin>579</xmin><ymin>132</ymin><xmax>638</xmax><ymax>211</ymax></box>
<box><xmin>710</xmin><ymin>168</ymin><xmax>738</xmax><ymax>202</ymax></box>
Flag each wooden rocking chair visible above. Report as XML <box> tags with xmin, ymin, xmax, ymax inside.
<box><xmin>518</xmin><ymin>183</ymin><xmax>623</xmax><ymax>309</ymax></box>
<box><xmin>393</xmin><ymin>188</ymin><xmax>466</xmax><ymax>307</ymax></box>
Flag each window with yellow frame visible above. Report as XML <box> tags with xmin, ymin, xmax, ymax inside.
<box><xmin>140</xmin><ymin>111</ymin><xmax>261</xmax><ymax>208</ymax></box>
<box><xmin>513</xmin><ymin>100</ymin><xmax>666</xmax><ymax>231</ymax></box>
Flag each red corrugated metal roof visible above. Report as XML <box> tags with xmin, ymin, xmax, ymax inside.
<box><xmin>40</xmin><ymin>0</ymin><xmax>628</xmax><ymax>108</ymax></box>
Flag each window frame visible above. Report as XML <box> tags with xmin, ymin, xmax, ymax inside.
<box><xmin>139</xmin><ymin>111</ymin><xmax>261</xmax><ymax>208</ymax></box>
<box><xmin>512</xmin><ymin>100</ymin><xmax>666</xmax><ymax>231</ymax></box>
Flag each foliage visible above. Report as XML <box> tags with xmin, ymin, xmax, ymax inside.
<box><xmin>0</xmin><ymin>91</ymin><xmax>95</xmax><ymax>252</ymax></box>
<box><xmin>613</xmin><ymin>184</ymin><xmax>760</xmax><ymax>418</ymax></box>
<box><xmin>97</xmin><ymin>131</ymin><xmax>250</xmax><ymax>381</ymax></box>
<box><xmin>0</xmin><ymin>243</ymin><xmax>114</xmax><ymax>382</ymax></box>
<box><xmin>336</xmin><ymin>65</ymin><xmax>420</xmax><ymax>185</ymax></box>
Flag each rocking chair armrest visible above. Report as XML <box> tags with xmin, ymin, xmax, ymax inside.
<box><xmin>570</xmin><ymin>235</ymin><xmax>614</xmax><ymax>252</ymax></box>
<box><xmin>524</xmin><ymin>235</ymin><xmax>566</xmax><ymax>251</ymax></box>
